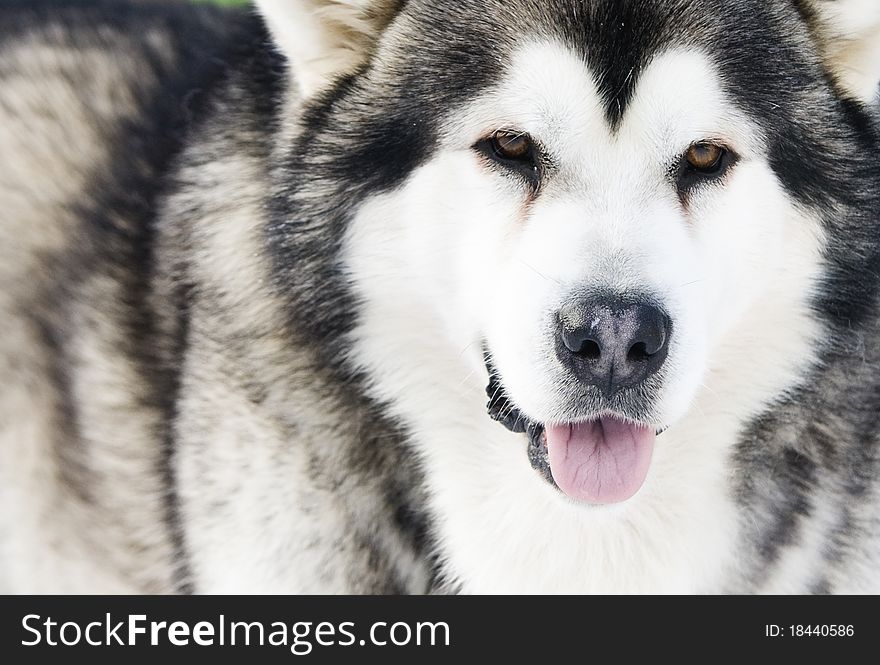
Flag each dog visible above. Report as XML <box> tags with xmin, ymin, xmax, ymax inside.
<box><xmin>2</xmin><ymin>0</ymin><xmax>880</xmax><ymax>594</ymax></box>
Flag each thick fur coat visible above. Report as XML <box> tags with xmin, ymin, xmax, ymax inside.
<box><xmin>1</xmin><ymin>0</ymin><xmax>880</xmax><ymax>593</ymax></box>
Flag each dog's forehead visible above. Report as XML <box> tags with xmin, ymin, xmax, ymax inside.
<box><xmin>398</xmin><ymin>0</ymin><xmax>792</xmax><ymax>125</ymax></box>
<box><xmin>486</xmin><ymin>42</ymin><xmax>734</xmax><ymax>142</ymax></box>
<box><xmin>537</xmin><ymin>0</ymin><xmax>692</xmax><ymax>128</ymax></box>
<box><xmin>391</xmin><ymin>0</ymin><xmax>825</xmax><ymax>137</ymax></box>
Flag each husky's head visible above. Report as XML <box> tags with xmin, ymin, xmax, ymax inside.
<box><xmin>264</xmin><ymin>1</ymin><xmax>880</xmax><ymax>507</ymax></box>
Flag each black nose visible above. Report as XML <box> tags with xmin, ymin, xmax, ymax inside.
<box><xmin>557</xmin><ymin>297</ymin><xmax>671</xmax><ymax>398</ymax></box>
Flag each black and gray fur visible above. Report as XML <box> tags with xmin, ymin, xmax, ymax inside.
<box><xmin>1</xmin><ymin>0</ymin><xmax>878</xmax><ymax>593</ymax></box>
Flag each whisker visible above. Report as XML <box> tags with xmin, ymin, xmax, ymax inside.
<box><xmin>518</xmin><ymin>259</ymin><xmax>561</xmax><ymax>285</ymax></box>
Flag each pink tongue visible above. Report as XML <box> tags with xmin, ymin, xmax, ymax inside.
<box><xmin>546</xmin><ymin>418</ymin><xmax>655</xmax><ymax>504</ymax></box>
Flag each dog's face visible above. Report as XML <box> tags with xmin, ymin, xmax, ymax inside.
<box><xmin>391</xmin><ymin>38</ymin><xmax>830</xmax><ymax>503</ymax></box>
<box><xmin>267</xmin><ymin>1</ymin><xmax>880</xmax><ymax>507</ymax></box>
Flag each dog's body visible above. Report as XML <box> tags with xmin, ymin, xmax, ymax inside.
<box><xmin>2</xmin><ymin>0</ymin><xmax>880</xmax><ymax>594</ymax></box>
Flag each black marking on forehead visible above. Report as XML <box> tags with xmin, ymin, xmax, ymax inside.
<box><xmin>553</xmin><ymin>0</ymin><xmax>679</xmax><ymax>129</ymax></box>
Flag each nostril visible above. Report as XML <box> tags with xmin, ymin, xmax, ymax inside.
<box><xmin>576</xmin><ymin>339</ymin><xmax>602</xmax><ymax>361</ymax></box>
<box><xmin>627</xmin><ymin>342</ymin><xmax>650</xmax><ymax>363</ymax></box>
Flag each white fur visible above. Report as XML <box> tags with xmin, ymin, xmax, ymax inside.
<box><xmin>342</xmin><ymin>43</ymin><xmax>827</xmax><ymax>592</ymax></box>
<box><xmin>811</xmin><ymin>0</ymin><xmax>880</xmax><ymax>102</ymax></box>
<box><xmin>256</xmin><ymin>0</ymin><xmax>395</xmax><ymax>97</ymax></box>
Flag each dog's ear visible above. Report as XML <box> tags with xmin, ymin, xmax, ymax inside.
<box><xmin>806</xmin><ymin>0</ymin><xmax>880</xmax><ymax>102</ymax></box>
<box><xmin>255</xmin><ymin>0</ymin><xmax>403</xmax><ymax>98</ymax></box>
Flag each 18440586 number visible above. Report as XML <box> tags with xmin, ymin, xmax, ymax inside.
<box><xmin>789</xmin><ymin>625</ymin><xmax>854</xmax><ymax>637</ymax></box>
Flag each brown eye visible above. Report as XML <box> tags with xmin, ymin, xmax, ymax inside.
<box><xmin>676</xmin><ymin>141</ymin><xmax>736</xmax><ymax>200</ymax></box>
<box><xmin>492</xmin><ymin>130</ymin><xmax>532</xmax><ymax>160</ymax></box>
<box><xmin>476</xmin><ymin>129</ymin><xmax>542</xmax><ymax>189</ymax></box>
<box><xmin>685</xmin><ymin>142</ymin><xmax>725</xmax><ymax>172</ymax></box>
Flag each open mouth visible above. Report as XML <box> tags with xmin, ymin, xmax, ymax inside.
<box><xmin>486</xmin><ymin>358</ymin><xmax>657</xmax><ymax>505</ymax></box>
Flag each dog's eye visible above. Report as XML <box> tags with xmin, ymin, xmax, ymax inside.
<box><xmin>475</xmin><ymin>129</ymin><xmax>542</xmax><ymax>190</ymax></box>
<box><xmin>676</xmin><ymin>141</ymin><xmax>736</xmax><ymax>198</ymax></box>
<box><xmin>685</xmin><ymin>142</ymin><xmax>725</xmax><ymax>173</ymax></box>
<box><xmin>492</xmin><ymin>130</ymin><xmax>532</xmax><ymax>161</ymax></box>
